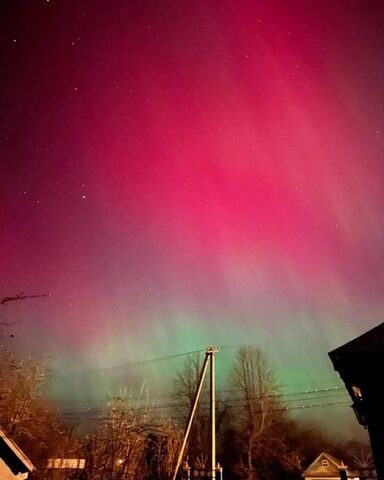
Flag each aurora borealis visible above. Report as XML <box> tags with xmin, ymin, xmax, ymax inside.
<box><xmin>1</xmin><ymin>0</ymin><xmax>384</xmax><ymax>438</ymax></box>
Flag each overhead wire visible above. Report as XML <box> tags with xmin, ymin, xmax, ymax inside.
<box><xmin>54</xmin><ymin>385</ymin><xmax>345</xmax><ymax>409</ymax></box>
<box><xmin>60</xmin><ymin>400</ymin><xmax>351</xmax><ymax>423</ymax></box>
<box><xmin>46</xmin><ymin>348</ymin><xmax>209</xmax><ymax>378</ymax></box>
<box><xmin>42</xmin><ymin>346</ymin><xmax>348</xmax><ymax>425</ymax></box>
<box><xmin>58</xmin><ymin>390</ymin><xmax>349</xmax><ymax>420</ymax></box>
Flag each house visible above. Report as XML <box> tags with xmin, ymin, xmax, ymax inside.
<box><xmin>329</xmin><ymin>322</ymin><xmax>384</xmax><ymax>480</ymax></box>
<box><xmin>0</xmin><ymin>427</ymin><xmax>34</xmax><ymax>480</ymax></box>
<box><xmin>302</xmin><ymin>453</ymin><xmax>349</xmax><ymax>480</ymax></box>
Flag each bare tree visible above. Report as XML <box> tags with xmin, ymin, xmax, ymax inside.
<box><xmin>0</xmin><ymin>350</ymin><xmax>75</xmax><ymax>477</ymax></box>
<box><xmin>86</xmin><ymin>391</ymin><xmax>181</xmax><ymax>480</ymax></box>
<box><xmin>146</xmin><ymin>418</ymin><xmax>182</xmax><ymax>480</ymax></box>
<box><xmin>228</xmin><ymin>346</ymin><xmax>299</xmax><ymax>480</ymax></box>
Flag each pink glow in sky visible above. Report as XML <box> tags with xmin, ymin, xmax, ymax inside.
<box><xmin>1</xmin><ymin>0</ymin><xmax>384</xmax><ymax>437</ymax></box>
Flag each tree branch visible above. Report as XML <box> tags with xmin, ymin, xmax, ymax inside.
<box><xmin>0</xmin><ymin>292</ymin><xmax>51</xmax><ymax>306</ymax></box>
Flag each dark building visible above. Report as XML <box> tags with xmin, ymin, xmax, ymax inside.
<box><xmin>0</xmin><ymin>426</ymin><xmax>34</xmax><ymax>480</ymax></box>
<box><xmin>329</xmin><ymin>322</ymin><xmax>384</xmax><ymax>480</ymax></box>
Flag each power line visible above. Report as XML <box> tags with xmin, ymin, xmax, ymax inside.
<box><xmin>55</xmin><ymin>385</ymin><xmax>345</xmax><ymax>407</ymax></box>
<box><xmin>59</xmin><ymin>390</ymin><xmax>348</xmax><ymax>417</ymax></box>
<box><xmin>60</xmin><ymin>400</ymin><xmax>350</xmax><ymax>422</ymax></box>
<box><xmin>217</xmin><ymin>386</ymin><xmax>344</xmax><ymax>398</ymax></box>
<box><xmin>48</xmin><ymin>348</ymin><xmax>208</xmax><ymax>378</ymax></box>
<box><xmin>46</xmin><ymin>346</ymin><xmax>340</xmax><ymax>388</ymax></box>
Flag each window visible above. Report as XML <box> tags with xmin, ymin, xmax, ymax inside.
<box><xmin>322</xmin><ymin>460</ymin><xmax>329</xmax><ymax>467</ymax></box>
<box><xmin>352</xmin><ymin>385</ymin><xmax>363</xmax><ymax>399</ymax></box>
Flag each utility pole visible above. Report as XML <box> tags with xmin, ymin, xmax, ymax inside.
<box><xmin>209</xmin><ymin>346</ymin><xmax>219</xmax><ymax>480</ymax></box>
<box><xmin>172</xmin><ymin>346</ymin><xmax>220</xmax><ymax>480</ymax></box>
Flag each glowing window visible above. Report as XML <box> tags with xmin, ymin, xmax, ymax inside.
<box><xmin>352</xmin><ymin>385</ymin><xmax>363</xmax><ymax>399</ymax></box>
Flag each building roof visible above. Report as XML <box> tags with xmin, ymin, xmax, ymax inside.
<box><xmin>302</xmin><ymin>452</ymin><xmax>346</xmax><ymax>477</ymax></box>
<box><xmin>328</xmin><ymin>322</ymin><xmax>384</xmax><ymax>389</ymax></box>
<box><xmin>323</xmin><ymin>453</ymin><xmax>345</xmax><ymax>468</ymax></box>
<box><xmin>329</xmin><ymin>322</ymin><xmax>384</xmax><ymax>359</ymax></box>
<box><xmin>0</xmin><ymin>427</ymin><xmax>35</xmax><ymax>474</ymax></box>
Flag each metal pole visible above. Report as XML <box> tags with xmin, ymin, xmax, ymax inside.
<box><xmin>209</xmin><ymin>347</ymin><xmax>219</xmax><ymax>480</ymax></box>
<box><xmin>172</xmin><ymin>353</ymin><xmax>210</xmax><ymax>480</ymax></box>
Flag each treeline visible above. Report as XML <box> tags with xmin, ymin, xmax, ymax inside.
<box><xmin>0</xmin><ymin>347</ymin><xmax>372</xmax><ymax>480</ymax></box>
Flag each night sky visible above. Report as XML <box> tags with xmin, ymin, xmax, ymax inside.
<box><xmin>1</xmin><ymin>0</ymin><xmax>384</xmax><ymax>438</ymax></box>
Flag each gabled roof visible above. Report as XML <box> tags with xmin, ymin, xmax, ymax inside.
<box><xmin>0</xmin><ymin>426</ymin><xmax>35</xmax><ymax>474</ymax></box>
<box><xmin>303</xmin><ymin>452</ymin><xmax>346</xmax><ymax>476</ymax></box>
<box><xmin>322</xmin><ymin>453</ymin><xmax>345</xmax><ymax>468</ymax></box>
<box><xmin>328</xmin><ymin>322</ymin><xmax>384</xmax><ymax>386</ymax></box>
<box><xmin>329</xmin><ymin>322</ymin><xmax>384</xmax><ymax>358</ymax></box>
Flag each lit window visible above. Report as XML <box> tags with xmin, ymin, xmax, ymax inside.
<box><xmin>352</xmin><ymin>385</ymin><xmax>363</xmax><ymax>399</ymax></box>
<box><xmin>322</xmin><ymin>460</ymin><xmax>329</xmax><ymax>467</ymax></box>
